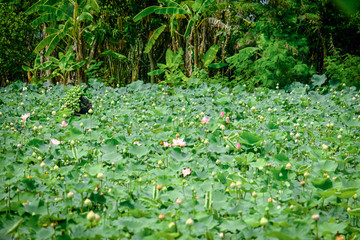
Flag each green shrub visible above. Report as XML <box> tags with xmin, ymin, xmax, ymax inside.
<box><xmin>325</xmin><ymin>52</ymin><xmax>360</xmax><ymax>88</ymax></box>
<box><xmin>227</xmin><ymin>35</ymin><xmax>313</xmax><ymax>90</ymax></box>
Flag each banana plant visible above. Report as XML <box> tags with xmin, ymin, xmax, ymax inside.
<box><xmin>134</xmin><ymin>0</ymin><xmax>222</xmax><ymax>67</ymax></box>
<box><xmin>148</xmin><ymin>48</ymin><xmax>188</xmax><ymax>86</ymax></box>
<box><xmin>27</xmin><ymin>0</ymin><xmax>100</xmax><ymax>83</ymax></box>
<box><xmin>22</xmin><ymin>53</ymin><xmax>55</xmax><ymax>83</ymax></box>
<box><xmin>48</xmin><ymin>47</ymin><xmax>86</xmax><ymax>84</ymax></box>
<box><xmin>200</xmin><ymin>44</ymin><xmax>220</xmax><ymax>68</ymax></box>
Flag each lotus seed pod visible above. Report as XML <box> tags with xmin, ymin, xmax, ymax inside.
<box><xmin>80</xmin><ymin>123</ymin><xmax>84</xmax><ymax>128</ymax></box>
<box><xmin>158</xmin><ymin>214</ymin><xmax>165</xmax><ymax>220</ymax></box>
<box><xmin>40</xmin><ymin>162</ymin><xmax>46</xmax><ymax>168</ymax></box>
<box><xmin>157</xmin><ymin>184</ymin><xmax>162</xmax><ymax>190</ymax></box>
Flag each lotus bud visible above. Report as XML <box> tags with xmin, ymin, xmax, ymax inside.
<box><xmin>84</xmin><ymin>198</ymin><xmax>91</xmax><ymax>207</ymax></box>
<box><xmin>260</xmin><ymin>217</ymin><xmax>268</xmax><ymax>225</ymax></box>
<box><xmin>186</xmin><ymin>218</ymin><xmax>194</xmax><ymax>226</ymax></box>
<box><xmin>252</xmin><ymin>191</ymin><xmax>257</xmax><ymax>198</ymax></box>
<box><xmin>322</xmin><ymin>144</ymin><xmax>328</xmax><ymax>151</ymax></box>
<box><xmin>97</xmin><ymin>172</ymin><xmax>104</xmax><ymax>180</ymax></box>
<box><xmin>236</xmin><ymin>181</ymin><xmax>242</xmax><ymax>188</ymax></box>
<box><xmin>87</xmin><ymin>211</ymin><xmax>95</xmax><ymax>221</ymax></box>
<box><xmin>312</xmin><ymin>213</ymin><xmax>320</xmax><ymax>221</ymax></box>
<box><xmin>67</xmin><ymin>191</ymin><xmax>74</xmax><ymax>199</ymax></box>
<box><xmin>94</xmin><ymin>213</ymin><xmax>100</xmax><ymax>222</ymax></box>
<box><xmin>286</xmin><ymin>163</ymin><xmax>292</xmax><ymax>170</ymax></box>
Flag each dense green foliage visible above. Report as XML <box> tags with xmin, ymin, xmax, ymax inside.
<box><xmin>0</xmin><ymin>2</ymin><xmax>37</xmax><ymax>86</ymax></box>
<box><xmin>0</xmin><ymin>80</ymin><xmax>360</xmax><ymax>239</ymax></box>
<box><xmin>0</xmin><ymin>0</ymin><xmax>359</xmax><ymax>88</ymax></box>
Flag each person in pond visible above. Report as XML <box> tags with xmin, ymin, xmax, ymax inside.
<box><xmin>76</xmin><ymin>96</ymin><xmax>92</xmax><ymax>115</ymax></box>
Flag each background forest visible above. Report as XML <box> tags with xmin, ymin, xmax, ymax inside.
<box><xmin>0</xmin><ymin>0</ymin><xmax>359</xmax><ymax>89</ymax></box>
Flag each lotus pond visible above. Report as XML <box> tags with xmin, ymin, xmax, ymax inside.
<box><xmin>0</xmin><ymin>80</ymin><xmax>360</xmax><ymax>239</ymax></box>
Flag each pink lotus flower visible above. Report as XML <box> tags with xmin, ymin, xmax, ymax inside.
<box><xmin>226</xmin><ymin>117</ymin><xmax>230</xmax><ymax>123</ymax></box>
<box><xmin>236</xmin><ymin>143</ymin><xmax>241</xmax><ymax>150</ymax></box>
<box><xmin>201</xmin><ymin>116</ymin><xmax>210</xmax><ymax>124</ymax></box>
<box><xmin>134</xmin><ymin>141</ymin><xmax>142</xmax><ymax>146</ymax></box>
<box><xmin>20</xmin><ymin>113</ymin><xmax>30</xmax><ymax>122</ymax></box>
<box><xmin>172</xmin><ymin>138</ymin><xmax>186</xmax><ymax>147</ymax></box>
<box><xmin>50</xmin><ymin>138</ymin><xmax>61</xmax><ymax>145</ymax></box>
<box><xmin>163</xmin><ymin>142</ymin><xmax>171</xmax><ymax>147</ymax></box>
<box><xmin>182</xmin><ymin>168</ymin><xmax>191</xmax><ymax>177</ymax></box>
<box><xmin>220</xmin><ymin>112</ymin><xmax>225</xmax><ymax>118</ymax></box>
<box><xmin>59</xmin><ymin>121</ymin><xmax>68</xmax><ymax>127</ymax></box>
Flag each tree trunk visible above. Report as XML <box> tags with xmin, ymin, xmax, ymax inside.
<box><xmin>148</xmin><ymin>49</ymin><xmax>155</xmax><ymax>84</ymax></box>
<box><xmin>132</xmin><ymin>57</ymin><xmax>140</xmax><ymax>82</ymax></box>
<box><xmin>200</xmin><ymin>22</ymin><xmax>207</xmax><ymax>55</ymax></box>
<box><xmin>193</xmin><ymin>25</ymin><xmax>199</xmax><ymax>68</ymax></box>
<box><xmin>41</xmin><ymin>23</ymin><xmax>51</xmax><ymax>81</ymax></box>
<box><xmin>185</xmin><ymin>34</ymin><xmax>193</xmax><ymax>77</ymax></box>
<box><xmin>87</xmin><ymin>38</ymin><xmax>98</xmax><ymax>69</ymax></box>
